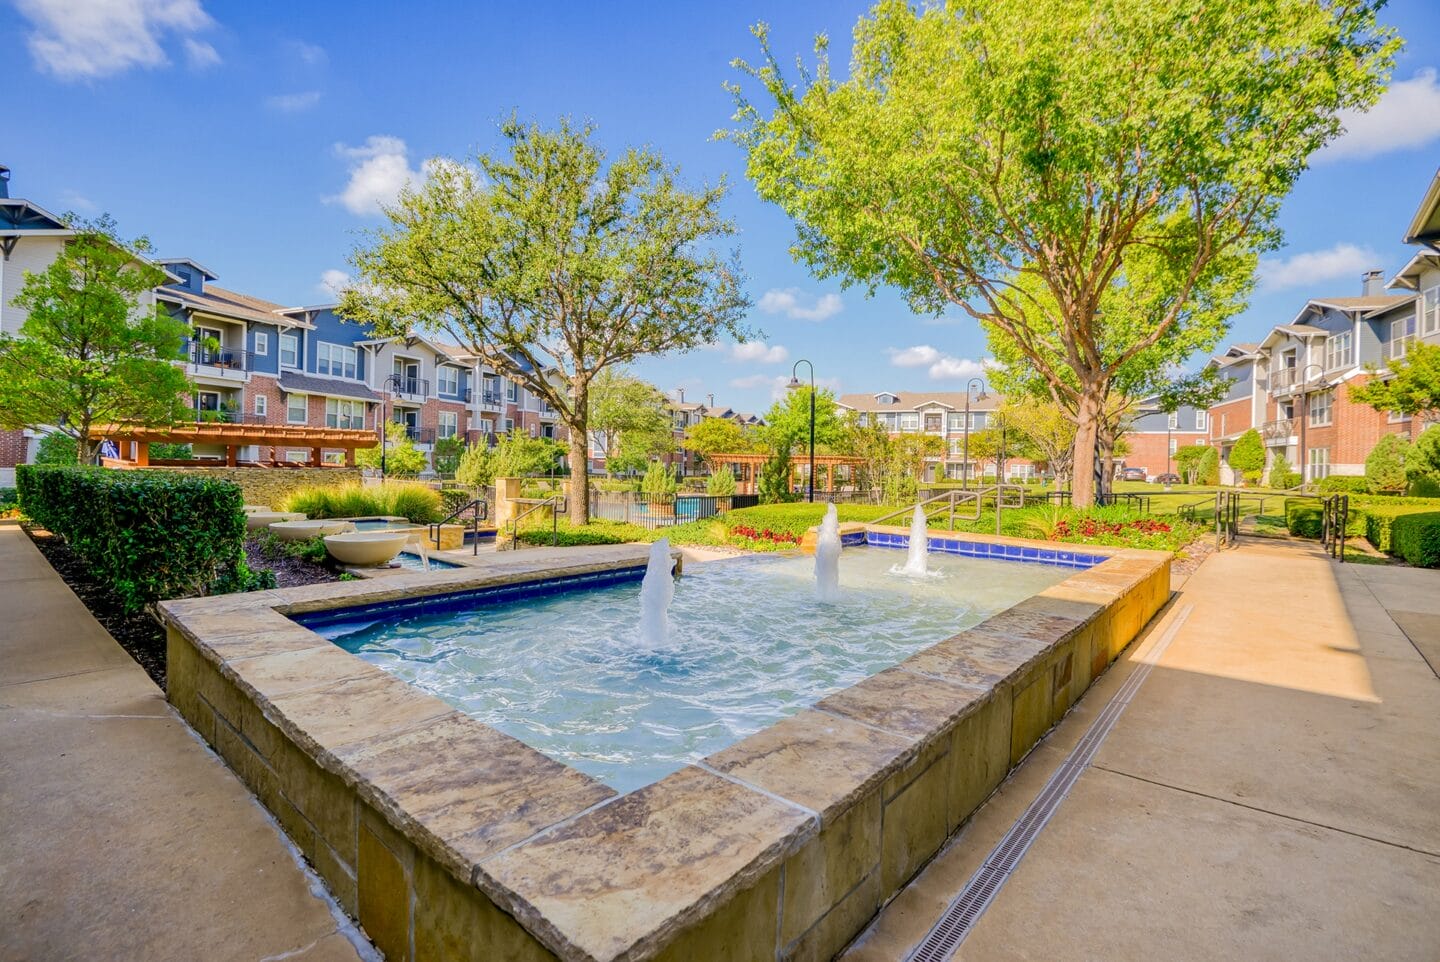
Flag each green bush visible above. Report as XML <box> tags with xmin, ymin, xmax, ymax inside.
<box><xmin>1389</xmin><ymin>511</ymin><xmax>1440</xmax><ymax>567</ymax></box>
<box><xmin>17</xmin><ymin>465</ymin><xmax>247</xmax><ymax>611</ymax></box>
<box><xmin>1284</xmin><ymin>498</ymin><xmax>1366</xmax><ymax>540</ymax></box>
<box><xmin>151</xmin><ymin>442</ymin><xmax>194</xmax><ymax>460</ymax></box>
<box><xmin>1358</xmin><ymin>500</ymin><xmax>1440</xmax><ymax>553</ymax></box>
<box><xmin>1365</xmin><ymin>434</ymin><xmax>1411</xmax><ymax>495</ymax></box>
<box><xmin>1267</xmin><ymin>456</ymin><xmax>1301</xmax><ymax>490</ymax></box>
<box><xmin>706</xmin><ymin>465</ymin><xmax>736</xmax><ymax>497</ymax></box>
<box><xmin>724</xmin><ymin>503</ymin><xmax>891</xmax><ymax>538</ymax></box>
<box><xmin>1317</xmin><ymin>475</ymin><xmax>1369</xmax><ymax>495</ymax></box>
<box><xmin>35</xmin><ymin>432</ymin><xmax>79</xmax><ymax>466</ymax></box>
<box><xmin>1408</xmin><ymin>425</ymin><xmax>1440</xmax><ymax>490</ymax></box>
<box><xmin>1410</xmin><ymin>476</ymin><xmax>1440</xmax><ymax>498</ymax></box>
<box><xmin>1228</xmin><ymin>429</ymin><xmax>1265</xmax><ymax>485</ymax></box>
<box><xmin>279</xmin><ymin>481</ymin><xmax>442</xmax><ymax>523</ymax></box>
<box><xmin>1195</xmin><ymin>445</ymin><xmax>1220</xmax><ymax>486</ymax></box>
<box><xmin>641</xmin><ymin>461</ymin><xmax>678</xmax><ymax>502</ymax></box>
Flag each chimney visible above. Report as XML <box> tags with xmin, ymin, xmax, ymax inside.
<box><xmin>707</xmin><ymin>393</ymin><xmax>715</xmax><ymax>409</ymax></box>
<box><xmin>676</xmin><ymin>387</ymin><xmax>685</xmax><ymax>404</ymax></box>
<box><xmin>1362</xmin><ymin>269</ymin><xmax>1385</xmax><ymax>296</ymax></box>
<box><xmin>0</xmin><ymin>166</ymin><xmax>10</xmax><ymax>200</ymax></box>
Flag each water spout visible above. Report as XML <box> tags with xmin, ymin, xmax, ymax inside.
<box><xmin>814</xmin><ymin>503</ymin><xmax>842</xmax><ymax>603</ymax></box>
<box><xmin>406</xmin><ymin>536</ymin><xmax>431</xmax><ymax>571</ymax></box>
<box><xmin>899</xmin><ymin>504</ymin><xmax>929</xmax><ymax>577</ymax></box>
<box><xmin>639</xmin><ymin>538</ymin><xmax>675</xmax><ymax>647</ymax></box>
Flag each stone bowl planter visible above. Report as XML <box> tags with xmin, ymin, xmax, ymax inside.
<box><xmin>245</xmin><ymin>511</ymin><xmax>306</xmax><ymax>533</ymax></box>
<box><xmin>323</xmin><ymin>531</ymin><xmax>411</xmax><ymax>566</ymax></box>
<box><xmin>268</xmin><ymin>519</ymin><xmax>355</xmax><ymax>542</ymax></box>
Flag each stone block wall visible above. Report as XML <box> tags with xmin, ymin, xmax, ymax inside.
<box><xmin>140</xmin><ymin>465</ymin><xmax>361</xmax><ymax>508</ymax></box>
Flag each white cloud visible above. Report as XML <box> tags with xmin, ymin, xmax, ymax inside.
<box><xmin>182</xmin><ymin>37</ymin><xmax>219</xmax><ymax>69</ymax></box>
<box><xmin>728</xmin><ymin>374</ymin><xmax>770</xmax><ymax>390</ymax></box>
<box><xmin>327</xmin><ymin>136</ymin><xmax>439</xmax><ymax>216</ymax></box>
<box><xmin>289</xmin><ymin>40</ymin><xmax>326</xmax><ymax>66</ymax></box>
<box><xmin>1256</xmin><ymin>242</ymin><xmax>1379</xmax><ymax>292</ymax></box>
<box><xmin>266</xmin><ymin>90</ymin><xmax>321</xmax><ymax>113</ymax></box>
<box><xmin>58</xmin><ymin>189</ymin><xmax>97</xmax><ymax>212</ymax></box>
<box><xmin>888</xmin><ymin>345</ymin><xmax>989</xmax><ymax>382</ymax></box>
<box><xmin>17</xmin><ymin>0</ymin><xmax>216</xmax><ymax>80</ymax></box>
<box><xmin>1321</xmin><ymin>68</ymin><xmax>1440</xmax><ymax>162</ymax></box>
<box><xmin>318</xmin><ymin>269</ymin><xmax>351</xmax><ymax>298</ymax></box>
<box><xmin>729</xmin><ymin>341</ymin><xmax>789</xmax><ymax>364</ymax></box>
<box><xmin>757</xmin><ymin>287</ymin><xmax>844</xmax><ymax>321</ymax></box>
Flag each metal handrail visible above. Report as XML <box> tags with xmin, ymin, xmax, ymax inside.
<box><xmin>872</xmin><ymin>484</ymin><xmax>1028</xmax><ymax>533</ymax></box>
<box><xmin>504</xmin><ymin>495</ymin><xmax>567</xmax><ymax>549</ymax></box>
<box><xmin>430</xmin><ymin>498</ymin><xmax>488</xmax><ymax>555</ymax></box>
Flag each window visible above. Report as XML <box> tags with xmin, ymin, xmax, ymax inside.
<box><xmin>437</xmin><ymin>365</ymin><xmax>459</xmax><ymax>396</ymax></box>
<box><xmin>1324</xmin><ymin>330</ymin><xmax>1353</xmax><ymax>370</ymax></box>
<box><xmin>970</xmin><ymin>412</ymin><xmax>986</xmax><ymax>430</ymax></box>
<box><xmin>1391</xmin><ymin>315</ymin><xmax>1416</xmax><ymax>359</ymax></box>
<box><xmin>947</xmin><ymin>413</ymin><xmax>965</xmax><ymax>431</ymax></box>
<box><xmin>1169</xmin><ymin>437</ymin><xmax>1178</xmax><ymax>455</ymax></box>
<box><xmin>1167</xmin><ymin>412</ymin><xmax>1179</xmax><ymax>430</ymax></box>
<box><xmin>858</xmin><ymin>413</ymin><xmax>869</xmax><ymax>427</ymax></box>
<box><xmin>285</xmin><ymin>450</ymin><xmax>309</xmax><ymax>464</ymax></box>
<box><xmin>503</xmin><ymin>417</ymin><xmax>515</xmax><ymax>433</ymax></box>
<box><xmin>1423</xmin><ymin>285</ymin><xmax>1440</xmax><ymax>336</ymax></box>
<box><xmin>325</xmin><ymin>398</ymin><xmax>365</xmax><ymax>429</ymax></box>
<box><xmin>287</xmin><ymin>394</ymin><xmax>307</xmax><ymax>424</ymax></box>
<box><xmin>316</xmin><ymin>342</ymin><xmax>358</xmax><ymax>379</ymax></box>
<box><xmin>899</xmin><ymin>413</ymin><xmax>920</xmax><ymax>431</ymax></box>
<box><xmin>1307</xmin><ymin>447</ymin><xmax>1331</xmax><ymax>480</ymax></box>
<box><xmin>924</xmin><ymin>413</ymin><xmax>943</xmax><ymax>432</ymax></box>
<box><xmin>1307</xmin><ymin>390</ymin><xmax>1332</xmax><ymax>426</ymax></box>
<box><xmin>540</xmin><ymin>423</ymin><xmax>555</xmax><ymax>439</ymax></box>
<box><xmin>479</xmin><ymin>418</ymin><xmax>493</xmax><ymax>434</ymax></box>
<box><xmin>438</xmin><ymin>410</ymin><xmax>458</xmax><ymax>439</ymax></box>
<box><xmin>505</xmin><ymin>380</ymin><xmax>519</xmax><ymax>403</ymax></box>
<box><xmin>254</xmin><ymin>332</ymin><xmax>269</xmax><ymax>355</ymax></box>
<box><xmin>279</xmin><ymin>334</ymin><xmax>299</xmax><ymax>369</ymax></box>
<box><xmin>1195</xmin><ymin>411</ymin><xmax>1208</xmax><ymax>432</ymax></box>
<box><xmin>1388</xmin><ymin>410</ymin><xmax>1409</xmax><ymax>423</ymax></box>
<box><xmin>254</xmin><ymin>395</ymin><xmax>267</xmax><ymax>417</ymax></box>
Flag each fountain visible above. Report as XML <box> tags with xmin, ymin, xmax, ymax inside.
<box><xmin>814</xmin><ymin>502</ymin><xmax>842</xmax><ymax>603</ymax></box>
<box><xmin>638</xmin><ymin>538</ymin><xmax>676</xmax><ymax>647</ymax></box>
<box><xmin>898</xmin><ymin>503</ymin><xmax>930</xmax><ymax>577</ymax></box>
<box><xmin>405</xmin><ymin>536</ymin><xmax>431</xmax><ymax>571</ymax></box>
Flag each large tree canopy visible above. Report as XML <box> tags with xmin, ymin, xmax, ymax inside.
<box><xmin>0</xmin><ymin>217</ymin><xmax>191</xmax><ymax>462</ymax></box>
<box><xmin>728</xmin><ymin>0</ymin><xmax>1396</xmax><ymax>505</ymax></box>
<box><xmin>588</xmin><ymin>368</ymin><xmax>675</xmax><ymax>475</ymax></box>
<box><xmin>341</xmin><ymin>119</ymin><xmax>751</xmax><ymax>522</ymax></box>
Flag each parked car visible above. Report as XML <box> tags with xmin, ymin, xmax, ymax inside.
<box><xmin>1121</xmin><ymin>467</ymin><xmax>1147</xmax><ymax>482</ymax></box>
<box><xmin>1153</xmin><ymin>473</ymin><xmax>1181</xmax><ymax>485</ymax></box>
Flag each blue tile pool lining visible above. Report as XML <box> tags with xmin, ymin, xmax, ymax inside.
<box><xmin>863</xmin><ymin>531</ymin><xmax>1105</xmax><ymax>569</ymax></box>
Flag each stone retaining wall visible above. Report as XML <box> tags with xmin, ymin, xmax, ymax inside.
<box><xmin>161</xmin><ymin>538</ymin><xmax>1170</xmax><ymax>962</ymax></box>
<box><xmin>139</xmin><ymin>465</ymin><xmax>361</xmax><ymax>507</ymax></box>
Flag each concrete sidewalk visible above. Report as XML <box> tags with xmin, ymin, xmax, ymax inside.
<box><xmin>0</xmin><ymin>526</ymin><xmax>373</xmax><ymax>962</ymax></box>
<box><xmin>845</xmin><ymin>539</ymin><xmax>1440</xmax><ymax>961</ymax></box>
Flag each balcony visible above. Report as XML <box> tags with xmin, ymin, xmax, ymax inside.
<box><xmin>538</xmin><ymin>403</ymin><xmax>559</xmax><ymax>420</ymax></box>
<box><xmin>184</xmin><ymin>341</ymin><xmax>252</xmax><ymax>378</ymax></box>
<box><xmin>193</xmin><ymin>409</ymin><xmax>268</xmax><ymax>425</ymax></box>
<box><xmin>476</xmin><ymin>390</ymin><xmax>504</xmax><ymax>411</ymax></box>
<box><xmin>1268</xmin><ymin>368</ymin><xmax>1324</xmax><ymax>395</ymax></box>
<box><xmin>394</xmin><ymin>424</ymin><xmax>436</xmax><ymax>444</ymax></box>
<box><xmin>387</xmin><ymin>376</ymin><xmax>429</xmax><ymax>400</ymax></box>
<box><xmin>1260</xmin><ymin>418</ymin><xmax>1297</xmax><ymax>445</ymax></box>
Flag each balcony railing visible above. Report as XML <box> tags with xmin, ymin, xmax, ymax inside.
<box><xmin>477</xmin><ymin>390</ymin><xmax>504</xmax><ymax>409</ymax></box>
<box><xmin>193</xmin><ymin>409</ymin><xmax>267</xmax><ymax>425</ymax></box>
<box><xmin>1260</xmin><ymin>418</ymin><xmax>1297</xmax><ymax>444</ymax></box>
<box><xmin>185</xmin><ymin>340</ymin><xmax>252</xmax><ymax>373</ymax></box>
<box><xmin>388</xmin><ymin>376</ymin><xmax>429</xmax><ymax>398</ymax></box>
<box><xmin>394</xmin><ymin>424</ymin><xmax>436</xmax><ymax>444</ymax></box>
<box><xmin>538</xmin><ymin>404</ymin><xmax>559</xmax><ymax>419</ymax></box>
<box><xmin>1268</xmin><ymin>368</ymin><xmax>1323</xmax><ymax>393</ymax></box>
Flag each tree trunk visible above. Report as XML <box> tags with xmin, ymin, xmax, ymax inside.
<box><xmin>567</xmin><ymin>427</ymin><xmax>590</xmax><ymax>526</ymax></box>
<box><xmin>1070</xmin><ymin>388</ymin><xmax>1104</xmax><ymax>509</ymax></box>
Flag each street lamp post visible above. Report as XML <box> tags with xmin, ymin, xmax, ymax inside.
<box><xmin>962</xmin><ymin>377</ymin><xmax>987</xmax><ymax>490</ymax></box>
<box><xmin>787</xmin><ymin>359</ymin><xmax>816</xmax><ymax>503</ymax></box>
<box><xmin>1296</xmin><ymin>363</ymin><xmax>1326</xmax><ymax>484</ymax></box>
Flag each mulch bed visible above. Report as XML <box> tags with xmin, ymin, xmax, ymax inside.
<box><xmin>24</xmin><ymin>525</ymin><xmax>169</xmax><ymax>688</ymax></box>
<box><xmin>23</xmin><ymin>528</ymin><xmax>342</xmax><ymax>689</ymax></box>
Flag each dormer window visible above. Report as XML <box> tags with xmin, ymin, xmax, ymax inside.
<box><xmin>875</xmin><ymin>392</ymin><xmax>899</xmax><ymax>405</ymax></box>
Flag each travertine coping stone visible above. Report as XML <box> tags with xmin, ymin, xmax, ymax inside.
<box><xmin>816</xmin><ymin>666</ymin><xmax>991</xmax><ymax>743</ymax></box>
<box><xmin>479</xmin><ymin>765</ymin><xmax>816</xmax><ymax>962</ymax></box>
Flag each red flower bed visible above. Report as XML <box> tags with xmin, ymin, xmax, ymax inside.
<box><xmin>729</xmin><ymin>523</ymin><xmax>802</xmax><ymax>546</ymax></box>
<box><xmin>1052</xmin><ymin>517</ymin><xmax>1172</xmax><ymax>538</ymax></box>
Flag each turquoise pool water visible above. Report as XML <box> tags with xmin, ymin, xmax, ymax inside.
<box><xmin>317</xmin><ymin>549</ymin><xmax>1068</xmax><ymax>793</ymax></box>
<box><xmin>350</xmin><ymin>518</ymin><xmax>421</xmax><ymax>532</ymax></box>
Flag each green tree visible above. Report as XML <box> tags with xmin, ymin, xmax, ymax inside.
<box><xmin>996</xmin><ymin>399</ymin><xmax>1075</xmax><ymax>486</ymax></box>
<box><xmin>683</xmin><ymin>416</ymin><xmax>756</xmax><ymax>466</ymax></box>
<box><xmin>1228</xmin><ymin>429</ymin><xmax>1265</xmax><ymax>486</ymax></box>
<box><xmin>728</xmin><ymin>0</ymin><xmax>1396</xmax><ymax>506</ymax></box>
<box><xmin>1407</xmin><ymin>425</ymin><xmax>1440</xmax><ymax>494</ymax></box>
<box><xmin>757</xmin><ymin>448</ymin><xmax>797</xmax><ymax>504</ymax></box>
<box><xmin>34</xmin><ymin>432</ymin><xmax>79</xmax><ymax>466</ymax></box>
<box><xmin>490</xmin><ymin>429</ymin><xmax>564</xmax><ymax>478</ymax></box>
<box><xmin>431</xmin><ymin>436</ymin><xmax>466</xmax><ymax>476</ymax></box>
<box><xmin>357</xmin><ymin>421</ymin><xmax>428</xmax><ymax>477</ymax></box>
<box><xmin>706</xmin><ymin>465</ymin><xmax>737</xmax><ymax>496</ymax></box>
<box><xmin>641</xmin><ymin>461</ymin><xmax>678</xmax><ymax>503</ymax></box>
<box><xmin>1364</xmin><ymin>433</ymin><xmax>1410</xmax><ymax>495</ymax></box>
<box><xmin>1174</xmin><ymin>444</ymin><xmax>1212</xmax><ymax>486</ymax></box>
<box><xmin>837</xmin><ymin>412</ymin><xmax>892</xmax><ymax>501</ymax></box>
<box><xmin>590</xmin><ymin>369</ymin><xmax>675</xmax><ymax>475</ymax></box>
<box><xmin>340</xmin><ymin>119</ymin><xmax>751</xmax><ymax>524</ymax></box>
<box><xmin>0</xmin><ymin>217</ymin><xmax>193</xmax><ymax>462</ymax></box>
<box><xmin>759</xmin><ymin>386</ymin><xmax>845</xmax><ymax>454</ymax></box>
<box><xmin>454</xmin><ymin>442</ymin><xmax>495</xmax><ymax>490</ymax></box>
<box><xmin>1351</xmin><ymin>342</ymin><xmax>1440</xmax><ymax>424</ymax></box>
<box><xmin>1269</xmin><ymin>456</ymin><xmax>1301</xmax><ymax>490</ymax></box>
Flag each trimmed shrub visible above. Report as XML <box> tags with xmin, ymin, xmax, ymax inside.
<box><xmin>17</xmin><ymin>465</ymin><xmax>246</xmax><ymax>611</ymax></box>
<box><xmin>1284</xmin><ymin>498</ymin><xmax>1366</xmax><ymax>540</ymax></box>
<box><xmin>1317</xmin><ymin>475</ymin><xmax>1369</xmax><ymax>495</ymax></box>
<box><xmin>1389</xmin><ymin>511</ymin><xmax>1440</xmax><ymax>567</ymax></box>
<box><xmin>706</xmin><ymin>465</ymin><xmax>736</xmax><ymax>496</ymax></box>
<box><xmin>1410</xmin><ymin>476</ymin><xmax>1440</xmax><ymax>498</ymax></box>
<box><xmin>1364</xmin><ymin>434</ymin><xmax>1410</xmax><ymax>495</ymax></box>
<box><xmin>1408</xmin><ymin>425</ymin><xmax>1440</xmax><ymax>490</ymax></box>
<box><xmin>1359</xmin><ymin>500</ymin><xmax>1440</xmax><ymax>553</ymax></box>
<box><xmin>1228</xmin><ymin>429</ymin><xmax>1265</xmax><ymax>485</ymax></box>
<box><xmin>1267</xmin><ymin>456</ymin><xmax>1301</xmax><ymax>490</ymax></box>
<box><xmin>641</xmin><ymin>462</ymin><xmax>678</xmax><ymax>502</ymax></box>
<box><xmin>279</xmin><ymin>481</ymin><xmax>442</xmax><ymax>523</ymax></box>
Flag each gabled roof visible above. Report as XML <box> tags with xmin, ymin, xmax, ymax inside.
<box><xmin>1362</xmin><ymin>294</ymin><xmax>1418</xmax><ymax>319</ymax></box>
<box><xmin>1404</xmin><ymin>168</ymin><xmax>1440</xmax><ymax>247</ymax></box>
<box><xmin>1388</xmin><ymin>250</ymin><xmax>1440</xmax><ymax>291</ymax></box>
<box><xmin>0</xmin><ymin>198</ymin><xmax>71</xmax><ymax>234</ymax></box>
<box><xmin>158</xmin><ymin>284</ymin><xmax>297</xmax><ymax>326</ymax></box>
<box><xmin>836</xmin><ymin>390</ymin><xmax>1001</xmax><ymax>412</ymax></box>
<box><xmin>1207</xmin><ymin>343</ymin><xmax>1261</xmax><ymax>369</ymax></box>
<box><xmin>156</xmin><ymin>258</ymin><xmax>218</xmax><ymax>280</ymax></box>
<box><xmin>277</xmin><ymin>371</ymin><xmax>381</xmax><ymax>402</ymax></box>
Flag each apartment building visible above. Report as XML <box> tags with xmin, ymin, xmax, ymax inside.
<box><xmin>1122</xmin><ymin>401</ymin><xmax>1210</xmax><ymax>478</ymax></box>
<box><xmin>588</xmin><ymin>388</ymin><xmax>764</xmax><ymax>476</ymax></box>
<box><xmin>0</xmin><ymin>170</ymin><xmax>568</xmax><ymax>472</ymax></box>
<box><xmin>1204</xmin><ymin>168</ymin><xmax>1440</xmax><ymax>482</ymax></box>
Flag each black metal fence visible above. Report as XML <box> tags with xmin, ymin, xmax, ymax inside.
<box><xmin>588</xmin><ymin>491</ymin><xmax>761</xmax><ymax>528</ymax></box>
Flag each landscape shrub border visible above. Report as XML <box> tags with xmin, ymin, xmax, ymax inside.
<box><xmin>1389</xmin><ymin>512</ymin><xmax>1440</xmax><ymax>567</ymax></box>
<box><xmin>17</xmin><ymin>465</ymin><xmax>248</xmax><ymax>611</ymax></box>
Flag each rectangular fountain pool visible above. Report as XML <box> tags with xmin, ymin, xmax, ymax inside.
<box><xmin>298</xmin><ymin>547</ymin><xmax>1072</xmax><ymax>793</ymax></box>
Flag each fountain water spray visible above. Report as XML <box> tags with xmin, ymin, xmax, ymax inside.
<box><xmin>405</xmin><ymin>536</ymin><xmax>431</xmax><ymax>571</ymax></box>
<box><xmin>814</xmin><ymin>502</ymin><xmax>842</xmax><ymax>603</ymax></box>
<box><xmin>639</xmin><ymin>538</ymin><xmax>676</xmax><ymax>646</ymax></box>
<box><xmin>899</xmin><ymin>503</ymin><xmax>929</xmax><ymax>577</ymax></box>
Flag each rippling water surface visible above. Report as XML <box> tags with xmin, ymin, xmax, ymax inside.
<box><xmin>328</xmin><ymin>548</ymin><xmax>1068</xmax><ymax>792</ymax></box>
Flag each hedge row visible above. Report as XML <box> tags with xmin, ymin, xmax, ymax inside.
<box><xmin>1283</xmin><ymin>499</ymin><xmax>1366</xmax><ymax>540</ymax></box>
<box><xmin>1389</xmin><ymin>512</ymin><xmax>1440</xmax><ymax>567</ymax></box>
<box><xmin>17</xmin><ymin>465</ymin><xmax>249</xmax><ymax>611</ymax></box>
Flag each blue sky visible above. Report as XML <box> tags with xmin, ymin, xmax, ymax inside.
<box><xmin>7</xmin><ymin>0</ymin><xmax>1439</xmax><ymax>415</ymax></box>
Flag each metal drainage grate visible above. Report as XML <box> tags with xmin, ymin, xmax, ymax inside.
<box><xmin>906</xmin><ymin>604</ymin><xmax>1193</xmax><ymax>962</ymax></box>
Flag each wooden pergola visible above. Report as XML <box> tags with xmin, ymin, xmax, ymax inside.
<box><xmin>711</xmin><ymin>453</ymin><xmax>865</xmax><ymax>495</ymax></box>
<box><xmin>97</xmin><ymin>422</ymin><xmax>378</xmax><ymax>469</ymax></box>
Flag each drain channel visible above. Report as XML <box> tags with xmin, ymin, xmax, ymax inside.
<box><xmin>905</xmin><ymin>603</ymin><xmax>1193</xmax><ymax>962</ymax></box>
